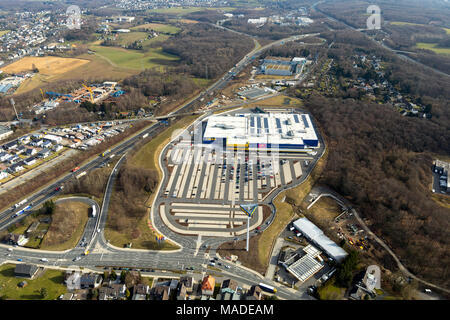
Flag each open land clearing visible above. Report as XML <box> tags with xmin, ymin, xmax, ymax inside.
<box><xmin>12</xmin><ymin>54</ymin><xmax>135</xmax><ymax>94</ymax></box>
<box><xmin>131</xmin><ymin>23</ymin><xmax>180</xmax><ymax>34</ymax></box>
<box><xmin>88</xmin><ymin>45</ymin><xmax>179</xmax><ymax>71</ymax></box>
<box><xmin>39</xmin><ymin>201</ymin><xmax>90</xmax><ymax>251</ymax></box>
<box><xmin>1</xmin><ymin>56</ymin><xmax>89</xmax><ymax>75</ymax></box>
<box><xmin>415</xmin><ymin>42</ymin><xmax>450</xmax><ymax>55</ymax></box>
<box><xmin>0</xmin><ymin>264</ymin><xmax>66</xmax><ymax>300</ymax></box>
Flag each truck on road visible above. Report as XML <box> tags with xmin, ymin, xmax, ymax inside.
<box><xmin>75</xmin><ymin>171</ymin><xmax>87</xmax><ymax>179</ymax></box>
<box><xmin>259</xmin><ymin>283</ymin><xmax>277</xmax><ymax>293</ymax></box>
<box><xmin>14</xmin><ymin>199</ymin><xmax>28</xmax><ymax>209</ymax></box>
<box><xmin>101</xmin><ymin>149</ymin><xmax>111</xmax><ymax>157</ymax></box>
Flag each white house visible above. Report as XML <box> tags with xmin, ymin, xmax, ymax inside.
<box><xmin>0</xmin><ymin>171</ymin><xmax>9</xmax><ymax>180</ymax></box>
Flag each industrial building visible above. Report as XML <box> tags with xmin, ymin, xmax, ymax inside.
<box><xmin>202</xmin><ymin>112</ymin><xmax>319</xmax><ymax>152</ymax></box>
<box><xmin>0</xmin><ymin>125</ymin><xmax>13</xmax><ymax>140</ymax></box>
<box><xmin>260</xmin><ymin>56</ymin><xmax>306</xmax><ymax>76</ymax></box>
<box><xmin>280</xmin><ymin>244</ymin><xmax>325</xmax><ymax>282</ymax></box>
<box><xmin>293</xmin><ymin>217</ymin><xmax>348</xmax><ymax>262</ymax></box>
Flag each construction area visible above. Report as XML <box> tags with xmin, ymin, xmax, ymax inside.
<box><xmin>32</xmin><ymin>81</ymin><xmax>125</xmax><ymax>114</ymax></box>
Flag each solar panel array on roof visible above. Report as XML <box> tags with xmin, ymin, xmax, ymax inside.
<box><xmin>275</xmin><ymin>118</ymin><xmax>281</xmax><ymax>129</ymax></box>
<box><xmin>301</xmin><ymin>115</ymin><xmax>309</xmax><ymax>128</ymax></box>
<box><xmin>294</xmin><ymin>114</ymin><xmax>300</xmax><ymax>123</ymax></box>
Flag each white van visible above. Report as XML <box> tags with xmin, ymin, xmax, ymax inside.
<box><xmin>40</xmin><ymin>258</ymin><xmax>48</xmax><ymax>262</ymax></box>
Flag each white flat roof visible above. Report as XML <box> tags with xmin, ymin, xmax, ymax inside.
<box><xmin>203</xmin><ymin>113</ymin><xmax>318</xmax><ymax>147</ymax></box>
<box><xmin>287</xmin><ymin>254</ymin><xmax>324</xmax><ymax>282</ymax></box>
<box><xmin>293</xmin><ymin>217</ymin><xmax>348</xmax><ymax>262</ymax></box>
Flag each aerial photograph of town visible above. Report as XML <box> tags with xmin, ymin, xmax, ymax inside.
<box><xmin>0</xmin><ymin>0</ymin><xmax>448</xmax><ymax>314</ymax></box>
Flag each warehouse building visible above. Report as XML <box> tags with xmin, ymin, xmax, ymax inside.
<box><xmin>202</xmin><ymin>112</ymin><xmax>319</xmax><ymax>152</ymax></box>
<box><xmin>260</xmin><ymin>56</ymin><xmax>306</xmax><ymax>76</ymax></box>
<box><xmin>293</xmin><ymin>217</ymin><xmax>348</xmax><ymax>262</ymax></box>
<box><xmin>0</xmin><ymin>125</ymin><xmax>13</xmax><ymax>141</ymax></box>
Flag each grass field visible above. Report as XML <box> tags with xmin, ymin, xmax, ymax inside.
<box><xmin>13</xmin><ymin>53</ymin><xmax>136</xmax><ymax>95</ymax></box>
<box><xmin>88</xmin><ymin>45</ymin><xmax>179</xmax><ymax>71</ymax></box>
<box><xmin>415</xmin><ymin>42</ymin><xmax>450</xmax><ymax>55</ymax></box>
<box><xmin>307</xmin><ymin>197</ymin><xmax>341</xmax><ymax>223</ymax></box>
<box><xmin>131</xmin><ymin>23</ymin><xmax>180</xmax><ymax>34</ymax></box>
<box><xmin>0</xmin><ymin>264</ymin><xmax>66</xmax><ymax>300</ymax></box>
<box><xmin>317</xmin><ymin>279</ymin><xmax>345</xmax><ymax>300</ymax></box>
<box><xmin>390</xmin><ymin>21</ymin><xmax>425</xmax><ymax>27</ymax></box>
<box><xmin>1</xmin><ymin>56</ymin><xmax>89</xmax><ymax>75</ymax></box>
<box><xmin>39</xmin><ymin>201</ymin><xmax>90</xmax><ymax>251</ymax></box>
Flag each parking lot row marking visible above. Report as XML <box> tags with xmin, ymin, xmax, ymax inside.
<box><xmin>294</xmin><ymin>161</ymin><xmax>302</xmax><ymax>178</ymax></box>
<box><xmin>283</xmin><ymin>162</ymin><xmax>292</xmax><ymax>184</ymax></box>
<box><xmin>173</xmin><ymin>213</ymin><xmax>248</xmax><ymax>219</ymax></box>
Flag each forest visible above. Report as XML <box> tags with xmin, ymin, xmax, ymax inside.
<box><xmin>302</xmin><ymin>94</ymin><xmax>449</xmax><ymax>288</ymax></box>
<box><xmin>281</xmin><ymin>28</ymin><xmax>450</xmax><ymax>288</ymax></box>
<box><xmin>161</xmin><ymin>23</ymin><xmax>254</xmax><ymax>79</ymax></box>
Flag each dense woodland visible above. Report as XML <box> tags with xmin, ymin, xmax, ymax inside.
<box><xmin>161</xmin><ymin>23</ymin><xmax>254</xmax><ymax>79</ymax></box>
<box><xmin>302</xmin><ymin>95</ymin><xmax>449</xmax><ymax>288</ymax></box>
<box><xmin>107</xmin><ymin>162</ymin><xmax>158</xmax><ymax>239</ymax></box>
<box><xmin>282</xmin><ymin>28</ymin><xmax>450</xmax><ymax>287</ymax></box>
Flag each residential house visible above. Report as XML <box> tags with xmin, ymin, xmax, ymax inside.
<box><xmin>9</xmin><ymin>163</ymin><xmax>24</xmax><ymax>173</ymax></box>
<box><xmin>42</xmin><ymin>140</ymin><xmax>52</xmax><ymax>149</ymax></box>
<box><xmin>5</xmin><ymin>233</ymin><xmax>28</xmax><ymax>246</ymax></box>
<box><xmin>37</xmin><ymin>148</ymin><xmax>51</xmax><ymax>159</ymax></box>
<box><xmin>3</xmin><ymin>140</ymin><xmax>18</xmax><ymax>150</ymax></box>
<box><xmin>65</xmin><ymin>271</ymin><xmax>82</xmax><ymax>290</ymax></box>
<box><xmin>0</xmin><ymin>170</ymin><xmax>9</xmax><ymax>180</ymax></box>
<box><xmin>201</xmin><ymin>275</ymin><xmax>215</xmax><ymax>296</ymax></box>
<box><xmin>53</xmin><ymin>144</ymin><xmax>63</xmax><ymax>152</ymax></box>
<box><xmin>179</xmin><ymin>276</ymin><xmax>194</xmax><ymax>293</ymax></box>
<box><xmin>151</xmin><ymin>285</ymin><xmax>170</xmax><ymax>300</ymax></box>
<box><xmin>15</xmin><ymin>145</ymin><xmax>26</xmax><ymax>155</ymax></box>
<box><xmin>25</xmin><ymin>148</ymin><xmax>37</xmax><ymax>156</ymax></box>
<box><xmin>98</xmin><ymin>283</ymin><xmax>126</xmax><ymax>300</ymax></box>
<box><xmin>132</xmin><ymin>283</ymin><xmax>149</xmax><ymax>300</ymax></box>
<box><xmin>14</xmin><ymin>264</ymin><xmax>39</xmax><ymax>279</ymax></box>
<box><xmin>26</xmin><ymin>221</ymin><xmax>40</xmax><ymax>234</ymax></box>
<box><xmin>23</xmin><ymin>156</ymin><xmax>37</xmax><ymax>166</ymax></box>
<box><xmin>0</xmin><ymin>152</ymin><xmax>12</xmax><ymax>162</ymax></box>
<box><xmin>7</xmin><ymin>155</ymin><xmax>20</xmax><ymax>164</ymax></box>
<box><xmin>18</xmin><ymin>136</ymin><xmax>30</xmax><ymax>145</ymax></box>
<box><xmin>246</xmin><ymin>285</ymin><xmax>263</xmax><ymax>300</ymax></box>
<box><xmin>221</xmin><ymin>279</ymin><xmax>238</xmax><ymax>295</ymax></box>
<box><xmin>177</xmin><ymin>283</ymin><xmax>187</xmax><ymax>300</ymax></box>
<box><xmin>80</xmin><ymin>273</ymin><xmax>102</xmax><ymax>289</ymax></box>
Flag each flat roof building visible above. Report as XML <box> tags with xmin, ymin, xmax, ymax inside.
<box><xmin>202</xmin><ymin>112</ymin><xmax>319</xmax><ymax>152</ymax></box>
<box><xmin>293</xmin><ymin>217</ymin><xmax>348</xmax><ymax>262</ymax></box>
<box><xmin>0</xmin><ymin>125</ymin><xmax>13</xmax><ymax>140</ymax></box>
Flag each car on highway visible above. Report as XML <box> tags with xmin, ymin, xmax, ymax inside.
<box><xmin>225</xmin><ymin>265</ymin><xmax>231</xmax><ymax>269</ymax></box>
<box><xmin>40</xmin><ymin>258</ymin><xmax>48</xmax><ymax>262</ymax></box>
<box><xmin>73</xmin><ymin>256</ymin><xmax>81</xmax><ymax>262</ymax></box>
<box><xmin>17</xmin><ymin>258</ymin><xmax>22</xmax><ymax>262</ymax></box>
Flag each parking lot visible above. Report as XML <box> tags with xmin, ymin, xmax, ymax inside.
<box><xmin>158</xmin><ymin>112</ymin><xmax>320</xmax><ymax>237</ymax></box>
